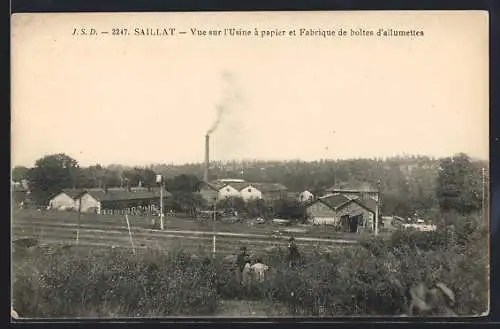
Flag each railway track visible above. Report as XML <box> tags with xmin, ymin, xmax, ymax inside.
<box><xmin>12</xmin><ymin>210</ymin><xmax>361</xmax><ymax>240</ymax></box>
<box><xmin>12</xmin><ymin>220</ymin><xmax>356</xmax><ymax>244</ymax></box>
<box><xmin>12</xmin><ymin>212</ymin><xmax>358</xmax><ymax>257</ymax></box>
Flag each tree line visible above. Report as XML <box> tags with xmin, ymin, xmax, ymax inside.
<box><xmin>12</xmin><ymin>152</ymin><xmax>487</xmax><ymax>220</ymax></box>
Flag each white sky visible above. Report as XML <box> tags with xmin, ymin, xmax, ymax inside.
<box><xmin>11</xmin><ymin>11</ymin><xmax>489</xmax><ymax>167</ymax></box>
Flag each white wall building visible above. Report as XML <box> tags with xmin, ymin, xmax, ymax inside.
<box><xmin>48</xmin><ymin>192</ymin><xmax>78</xmax><ymax>210</ymax></box>
<box><xmin>218</xmin><ymin>184</ymin><xmax>242</xmax><ymax>199</ymax></box>
<box><xmin>75</xmin><ymin>192</ymin><xmax>101</xmax><ymax>213</ymax></box>
<box><xmin>239</xmin><ymin>184</ymin><xmax>263</xmax><ymax>201</ymax></box>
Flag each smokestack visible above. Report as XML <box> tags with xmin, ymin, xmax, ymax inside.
<box><xmin>204</xmin><ymin>134</ymin><xmax>210</xmax><ymax>182</ymax></box>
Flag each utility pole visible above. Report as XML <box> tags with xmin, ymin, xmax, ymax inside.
<box><xmin>374</xmin><ymin>179</ymin><xmax>381</xmax><ymax>236</ymax></box>
<box><xmin>160</xmin><ymin>183</ymin><xmax>164</xmax><ymax>230</ymax></box>
<box><xmin>156</xmin><ymin>174</ymin><xmax>164</xmax><ymax>230</ymax></box>
<box><xmin>213</xmin><ymin>197</ymin><xmax>217</xmax><ymax>258</ymax></box>
<box><xmin>211</xmin><ymin>135</ymin><xmax>217</xmax><ymax>258</ymax></box>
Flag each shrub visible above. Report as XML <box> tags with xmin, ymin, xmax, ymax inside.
<box><xmin>13</xmin><ymin>214</ymin><xmax>488</xmax><ymax>318</ymax></box>
<box><xmin>12</xmin><ymin>247</ymin><xmax>220</xmax><ymax>318</ymax></box>
<box><xmin>251</xmin><ymin>220</ymin><xmax>488</xmax><ymax>317</ymax></box>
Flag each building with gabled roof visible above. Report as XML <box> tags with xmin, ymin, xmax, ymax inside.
<box><xmin>48</xmin><ymin>187</ymin><xmax>172</xmax><ymax>214</ymax></box>
<box><xmin>305</xmin><ymin>193</ymin><xmax>376</xmax><ymax>233</ymax></box>
<box><xmin>205</xmin><ymin>179</ymin><xmax>288</xmax><ymax>203</ymax></box>
<box><xmin>48</xmin><ymin>189</ymin><xmax>84</xmax><ymax>211</ymax></box>
<box><xmin>197</xmin><ymin>181</ymin><xmax>220</xmax><ymax>206</ymax></box>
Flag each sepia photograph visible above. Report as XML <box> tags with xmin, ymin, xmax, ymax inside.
<box><xmin>11</xmin><ymin>11</ymin><xmax>489</xmax><ymax>319</ymax></box>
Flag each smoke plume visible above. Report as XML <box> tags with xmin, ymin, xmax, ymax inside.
<box><xmin>206</xmin><ymin>71</ymin><xmax>240</xmax><ymax>135</ymax></box>
<box><xmin>207</xmin><ymin>104</ymin><xmax>226</xmax><ymax>135</ymax></box>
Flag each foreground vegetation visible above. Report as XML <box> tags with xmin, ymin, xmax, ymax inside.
<box><xmin>12</xmin><ymin>214</ymin><xmax>488</xmax><ymax>318</ymax></box>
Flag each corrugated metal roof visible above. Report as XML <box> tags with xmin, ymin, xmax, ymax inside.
<box><xmin>61</xmin><ymin>189</ymin><xmax>85</xmax><ymax>199</ymax></box>
<box><xmin>308</xmin><ymin>192</ymin><xmax>378</xmax><ymax>215</ymax></box>
<box><xmin>317</xmin><ymin>194</ymin><xmax>352</xmax><ymax>209</ymax></box>
<box><xmin>353</xmin><ymin>197</ymin><xmax>377</xmax><ymax>214</ymax></box>
<box><xmin>325</xmin><ymin>182</ymin><xmax>377</xmax><ymax>193</ymax></box>
<box><xmin>86</xmin><ymin>189</ymin><xmax>172</xmax><ymax>202</ymax></box>
<box><xmin>62</xmin><ymin>188</ymin><xmax>172</xmax><ymax>202</ymax></box>
<box><xmin>251</xmin><ymin>182</ymin><xmax>288</xmax><ymax>192</ymax></box>
<box><xmin>216</xmin><ymin>182</ymin><xmax>288</xmax><ymax>193</ymax></box>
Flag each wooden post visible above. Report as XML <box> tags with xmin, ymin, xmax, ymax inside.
<box><xmin>125</xmin><ymin>214</ymin><xmax>136</xmax><ymax>254</ymax></box>
<box><xmin>160</xmin><ymin>183</ymin><xmax>164</xmax><ymax>230</ymax></box>
<box><xmin>76</xmin><ymin>194</ymin><xmax>82</xmax><ymax>244</ymax></box>
<box><xmin>374</xmin><ymin>180</ymin><xmax>381</xmax><ymax>236</ymax></box>
<box><xmin>212</xmin><ymin>197</ymin><xmax>217</xmax><ymax>258</ymax></box>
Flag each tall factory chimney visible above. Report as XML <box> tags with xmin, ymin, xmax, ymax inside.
<box><xmin>204</xmin><ymin>134</ymin><xmax>210</xmax><ymax>182</ymax></box>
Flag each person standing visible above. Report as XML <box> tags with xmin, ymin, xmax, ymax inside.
<box><xmin>288</xmin><ymin>237</ymin><xmax>301</xmax><ymax>268</ymax></box>
<box><xmin>236</xmin><ymin>246</ymin><xmax>249</xmax><ymax>284</ymax></box>
<box><xmin>241</xmin><ymin>259</ymin><xmax>253</xmax><ymax>288</ymax></box>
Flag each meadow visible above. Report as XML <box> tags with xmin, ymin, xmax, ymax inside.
<box><xmin>12</xmin><ymin>208</ymin><xmax>370</xmax><ymax>240</ymax></box>
<box><xmin>12</xmin><ymin>212</ymin><xmax>488</xmax><ymax>318</ymax></box>
<box><xmin>12</xmin><ymin>209</ymin><xmax>363</xmax><ymax>260</ymax></box>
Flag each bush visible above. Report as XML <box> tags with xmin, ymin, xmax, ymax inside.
<box><xmin>241</xmin><ymin>220</ymin><xmax>488</xmax><ymax>316</ymax></box>
<box><xmin>13</xmin><ymin>248</ymin><xmax>220</xmax><ymax>318</ymax></box>
<box><xmin>13</xmin><ymin>214</ymin><xmax>488</xmax><ymax>317</ymax></box>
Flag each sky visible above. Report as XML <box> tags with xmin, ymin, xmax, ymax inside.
<box><xmin>11</xmin><ymin>11</ymin><xmax>489</xmax><ymax>167</ymax></box>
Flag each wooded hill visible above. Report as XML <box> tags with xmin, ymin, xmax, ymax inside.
<box><xmin>12</xmin><ymin>153</ymin><xmax>488</xmax><ymax>219</ymax></box>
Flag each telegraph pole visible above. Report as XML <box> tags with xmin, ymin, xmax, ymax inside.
<box><xmin>211</xmin><ymin>136</ymin><xmax>217</xmax><ymax>258</ymax></box>
<box><xmin>160</xmin><ymin>183</ymin><xmax>164</xmax><ymax>230</ymax></box>
<box><xmin>213</xmin><ymin>197</ymin><xmax>217</xmax><ymax>258</ymax></box>
<box><xmin>374</xmin><ymin>179</ymin><xmax>381</xmax><ymax>236</ymax></box>
<box><xmin>156</xmin><ymin>174</ymin><xmax>164</xmax><ymax>230</ymax></box>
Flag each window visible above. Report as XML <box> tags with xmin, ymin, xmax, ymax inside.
<box><xmin>248</xmin><ymin>188</ymin><xmax>252</xmax><ymax>193</ymax></box>
<box><xmin>226</xmin><ymin>188</ymin><xmax>230</xmax><ymax>192</ymax></box>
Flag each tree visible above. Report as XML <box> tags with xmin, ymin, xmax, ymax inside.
<box><xmin>103</xmin><ymin>168</ymin><xmax>121</xmax><ymax>187</ymax></box>
<box><xmin>122</xmin><ymin>167</ymin><xmax>157</xmax><ymax>189</ymax></box>
<box><xmin>27</xmin><ymin>153</ymin><xmax>81</xmax><ymax>206</ymax></box>
<box><xmin>167</xmin><ymin>174</ymin><xmax>201</xmax><ymax>193</ymax></box>
<box><xmin>436</xmin><ymin>153</ymin><xmax>482</xmax><ymax>215</ymax></box>
<box><xmin>78</xmin><ymin>164</ymin><xmax>106</xmax><ymax>188</ymax></box>
<box><xmin>172</xmin><ymin>192</ymin><xmax>206</xmax><ymax>217</ymax></box>
<box><xmin>166</xmin><ymin>174</ymin><xmax>203</xmax><ymax>216</ymax></box>
<box><xmin>273</xmin><ymin>198</ymin><xmax>307</xmax><ymax>222</ymax></box>
<box><xmin>246</xmin><ymin>198</ymin><xmax>267</xmax><ymax>218</ymax></box>
<box><xmin>12</xmin><ymin>166</ymin><xmax>30</xmax><ymax>182</ymax></box>
<box><xmin>216</xmin><ymin>197</ymin><xmax>246</xmax><ymax>215</ymax></box>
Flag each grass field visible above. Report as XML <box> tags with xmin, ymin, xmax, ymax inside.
<box><xmin>12</xmin><ymin>208</ymin><xmax>373</xmax><ymax>239</ymax></box>
<box><xmin>12</xmin><ymin>209</ymin><xmax>372</xmax><ymax>258</ymax></box>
